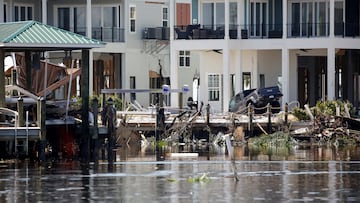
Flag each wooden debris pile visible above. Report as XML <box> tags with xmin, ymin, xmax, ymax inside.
<box><xmin>291</xmin><ymin>100</ymin><xmax>360</xmax><ymax>146</ymax></box>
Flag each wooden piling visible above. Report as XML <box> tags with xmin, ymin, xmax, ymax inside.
<box><xmin>248</xmin><ymin>104</ymin><xmax>254</xmax><ymax>137</ymax></box>
<box><xmin>0</xmin><ymin>49</ymin><xmax>5</xmax><ymax>108</ymax></box>
<box><xmin>92</xmin><ymin>98</ymin><xmax>99</xmax><ymax>163</ymax></box>
<box><xmin>17</xmin><ymin>97</ymin><xmax>24</xmax><ymax>127</ymax></box>
<box><xmin>80</xmin><ymin>49</ymin><xmax>90</xmax><ymax>164</ymax></box>
<box><xmin>267</xmin><ymin>103</ymin><xmax>272</xmax><ymax>133</ymax></box>
<box><xmin>284</xmin><ymin>103</ymin><xmax>289</xmax><ymax>126</ymax></box>
<box><xmin>38</xmin><ymin>97</ymin><xmax>46</xmax><ymax>162</ymax></box>
<box><xmin>206</xmin><ymin>104</ymin><xmax>210</xmax><ymax>125</ymax></box>
<box><xmin>25</xmin><ymin>51</ymin><xmax>32</xmax><ymax>91</ymax></box>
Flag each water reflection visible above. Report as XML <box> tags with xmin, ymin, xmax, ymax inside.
<box><xmin>0</xmin><ymin>145</ymin><xmax>359</xmax><ymax>202</ymax></box>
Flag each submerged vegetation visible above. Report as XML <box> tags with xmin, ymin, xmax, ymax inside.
<box><xmin>248</xmin><ymin>131</ymin><xmax>297</xmax><ymax>157</ymax></box>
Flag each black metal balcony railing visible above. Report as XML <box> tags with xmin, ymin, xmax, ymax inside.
<box><xmin>173</xmin><ymin>24</ymin><xmax>283</xmax><ymax>40</ymax></box>
<box><xmin>286</xmin><ymin>22</ymin><xmax>329</xmax><ymax>38</ymax></box>
<box><xmin>142</xmin><ymin>27</ymin><xmax>170</xmax><ymax>40</ymax></box>
<box><xmin>173</xmin><ymin>22</ymin><xmax>360</xmax><ymax>40</ymax></box>
<box><xmin>71</xmin><ymin>27</ymin><xmax>125</xmax><ymax>42</ymax></box>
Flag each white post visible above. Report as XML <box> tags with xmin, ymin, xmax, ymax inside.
<box><xmin>282</xmin><ymin>0</ymin><xmax>287</xmax><ymax>38</ymax></box>
<box><xmin>0</xmin><ymin>0</ymin><xmax>4</xmax><ymax>23</ymax></box>
<box><xmin>86</xmin><ymin>0</ymin><xmax>92</xmax><ymax>38</ymax></box>
<box><xmin>235</xmin><ymin>50</ymin><xmax>242</xmax><ymax>93</ymax></box>
<box><xmin>329</xmin><ymin>0</ymin><xmax>335</xmax><ymax>38</ymax></box>
<box><xmin>281</xmin><ymin>48</ymin><xmax>290</xmax><ymax>106</ymax></box>
<box><xmin>224</xmin><ymin>0</ymin><xmax>229</xmax><ymax>40</ymax></box>
<box><xmin>170</xmin><ymin>0</ymin><xmax>178</xmax><ymax>107</ymax></box>
<box><xmin>89</xmin><ymin>50</ymin><xmax>94</xmax><ymax>97</ymax></box>
<box><xmin>42</xmin><ymin>0</ymin><xmax>47</xmax><ymax>24</ymax></box>
<box><xmin>223</xmin><ymin>45</ymin><xmax>230</xmax><ymax>112</ymax></box>
<box><xmin>327</xmin><ymin>47</ymin><xmax>336</xmax><ymax>100</ymax></box>
<box><xmin>170</xmin><ymin>0</ymin><xmax>175</xmax><ymax>40</ymax></box>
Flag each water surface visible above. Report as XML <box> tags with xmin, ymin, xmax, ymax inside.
<box><xmin>0</xmin><ymin>145</ymin><xmax>359</xmax><ymax>202</ymax></box>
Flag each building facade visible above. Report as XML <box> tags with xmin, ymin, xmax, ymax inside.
<box><xmin>1</xmin><ymin>0</ymin><xmax>360</xmax><ymax>114</ymax></box>
<box><xmin>171</xmin><ymin>0</ymin><xmax>360</xmax><ymax>113</ymax></box>
<box><xmin>0</xmin><ymin>0</ymin><xmax>171</xmax><ymax>108</ymax></box>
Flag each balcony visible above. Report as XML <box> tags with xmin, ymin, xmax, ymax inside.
<box><xmin>72</xmin><ymin>27</ymin><xmax>125</xmax><ymax>42</ymax></box>
<box><xmin>142</xmin><ymin>27</ymin><xmax>170</xmax><ymax>40</ymax></box>
<box><xmin>173</xmin><ymin>22</ymin><xmax>360</xmax><ymax>40</ymax></box>
<box><xmin>286</xmin><ymin>23</ymin><xmax>329</xmax><ymax>38</ymax></box>
<box><xmin>173</xmin><ymin>24</ymin><xmax>283</xmax><ymax>40</ymax></box>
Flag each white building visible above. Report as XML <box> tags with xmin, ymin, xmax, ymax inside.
<box><xmin>1</xmin><ymin>0</ymin><xmax>360</xmax><ymax>113</ymax></box>
<box><xmin>1</xmin><ymin>0</ymin><xmax>171</xmax><ymax>108</ymax></box>
<box><xmin>171</xmin><ymin>0</ymin><xmax>360</xmax><ymax>113</ymax></box>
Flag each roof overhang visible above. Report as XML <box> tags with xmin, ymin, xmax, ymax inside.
<box><xmin>0</xmin><ymin>21</ymin><xmax>106</xmax><ymax>52</ymax></box>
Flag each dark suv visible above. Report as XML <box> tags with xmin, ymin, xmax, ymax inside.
<box><xmin>229</xmin><ymin>86</ymin><xmax>283</xmax><ymax>114</ymax></box>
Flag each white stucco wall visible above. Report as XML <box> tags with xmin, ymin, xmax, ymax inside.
<box><xmin>257</xmin><ymin>50</ymin><xmax>282</xmax><ymax>87</ymax></box>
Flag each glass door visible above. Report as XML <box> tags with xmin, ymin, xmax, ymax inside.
<box><xmin>250</xmin><ymin>1</ymin><xmax>267</xmax><ymax>38</ymax></box>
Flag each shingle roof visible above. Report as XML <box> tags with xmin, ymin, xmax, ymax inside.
<box><xmin>0</xmin><ymin>21</ymin><xmax>105</xmax><ymax>51</ymax></box>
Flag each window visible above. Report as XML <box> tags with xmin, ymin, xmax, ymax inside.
<box><xmin>162</xmin><ymin>7</ymin><xmax>168</xmax><ymax>27</ymax></box>
<box><xmin>179</xmin><ymin>51</ymin><xmax>190</xmax><ymax>68</ymax></box>
<box><xmin>57</xmin><ymin>5</ymin><xmax>121</xmax><ymax>41</ymax></box>
<box><xmin>208</xmin><ymin>74</ymin><xmax>220</xmax><ymax>101</ymax></box>
<box><xmin>250</xmin><ymin>1</ymin><xmax>268</xmax><ymax>37</ymax></box>
<box><xmin>259</xmin><ymin>74</ymin><xmax>265</xmax><ymax>88</ymax></box>
<box><xmin>243</xmin><ymin>72</ymin><xmax>251</xmax><ymax>90</ymax></box>
<box><xmin>3</xmin><ymin>4</ymin><xmax>6</xmax><ymax>22</ymax></box>
<box><xmin>334</xmin><ymin>1</ymin><xmax>344</xmax><ymax>36</ymax></box>
<box><xmin>230</xmin><ymin>74</ymin><xmax>235</xmax><ymax>97</ymax></box>
<box><xmin>58</xmin><ymin>8</ymin><xmax>70</xmax><ymax>31</ymax></box>
<box><xmin>14</xmin><ymin>4</ymin><xmax>33</xmax><ymax>21</ymax></box>
<box><xmin>290</xmin><ymin>1</ymin><xmax>330</xmax><ymax>37</ymax></box>
<box><xmin>130</xmin><ymin>76</ymin><xmax>136</xmax><ymax>102</ymax></box>
<box><xmin>229</xmin><ymin>2</ymin><xmax>237</xmax><ymax>30</ymax></box>
<box><xmin>130</xmin><ymin>5</ymin><xmax>136</xmax><ymax>32</ymax></box>
<box><xmin>74</xmin><ymin>7</ymin><xmax>86</xmax><ymax>34</ymax></box>
<box><xmin>202</xmin><ymin>2</ymin><xmax>225</xmax><ymax>29</ymax></box>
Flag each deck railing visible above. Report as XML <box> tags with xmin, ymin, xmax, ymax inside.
<box><xmin>174</xmin><ymin>22</ymin><xmax>360</xmax><ymax>40</ymax></box>
<box><xmin>62</xmin><ymin>27</ymin><xmax>125</xmax><ymax>42</ymax></box>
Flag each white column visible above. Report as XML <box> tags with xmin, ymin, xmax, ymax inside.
<box><xmin>281</xmin><ymin>48</ymin><xmax>290</xmax><ymax>106</ymax></box>
<box><xmin>86</xmin><ymin>0</ymin><xmax>92</xmax><ymax>38</ymax></box>
<box><xmin>170</xmin><ymin>49</ymin><xmax>178</xmax><ymax>107</ymax></box>
<box><xmin>235</xmin><ymin>50</ymin><xmax>242</xmax><ymax>93</ymax></box>
<box><xmin>170</xmin><ymin>0</ymin><xmax>178</xmax><ymax>107</ymax></box>
<box><xmin>223</xmin><ymin>44</ymin><xmax>230</xmax><ymax>112</ymax></box>
<box><xmin>327</xmin><ymin>47</ymin><xmax>336</xmax><ymax>100</ymax></box>
<box><xmin>329</xmin><ymin>0</ymin><xmax>335</xmax><ymax>38</ymax></box>
<box><xmin>0</xmin><ymin>0</ymin><xmax>4</xmax><ymax>23</ymax></box>
<box><xmin>224</xmin><ymin>0</ymin><xmax>229</xmax><ymax>39</ymax></box>
<box><xmin>8</xmin><ymin>0</ymin><xmax>13</xmax><ymax>22</ymax></box>
<box><xmin>282</xmin><ymin>0</ymin><xmax>287</xmax><ymax>38</ymax></box>
<box><xmin>86</xmin><ymin>0</ymin><xmax>93</xmax><ymax>96</ymax></box>
<box><xmin>252</xmin><ymin>51</ymin><xmax>258</xmax><ymax>88</ymax></box>
<box><xmin>170</xmin><ymin>0</ymin><xmax>175</xmax><ymax>40</ymax></box>
<box><xmin>42</xmin><ymin>0</ymin><xmax>47</xmax><ymax>24</ymax></box>
<box><xmin>237</xmin><ymin>1</ymin><xmax>243</xmax><ymax>39</ymax></box>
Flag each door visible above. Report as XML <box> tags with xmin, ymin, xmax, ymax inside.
<box><xmin>249</xmin><ymin>1</ymin><xmax>268</xmax><ymax>37</ymax></box>
<box><xmin>176</xmin><ymin>3</ymin><xmax>190</xmax><ymax>27</ymax></box>
<box><xmin>207</xmin><ymin>73</ymin><xmax>222</xmax><ymax>112</ymax></box>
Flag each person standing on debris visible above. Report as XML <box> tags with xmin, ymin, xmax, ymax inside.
<box><xmin>101</xmin><ymin>97</ymin><xmax>117</xmax><ymax>163</ymax></box>
<box><xmin>102</xmin><ymin>98</ymin><xmax>117</xmax><ymax>132</ymax></box>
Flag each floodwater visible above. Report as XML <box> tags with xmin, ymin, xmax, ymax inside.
<box><xmin>0</xmin><ymin>144</ymin><xmax>360</xmax><ymax>202</ymax></box>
